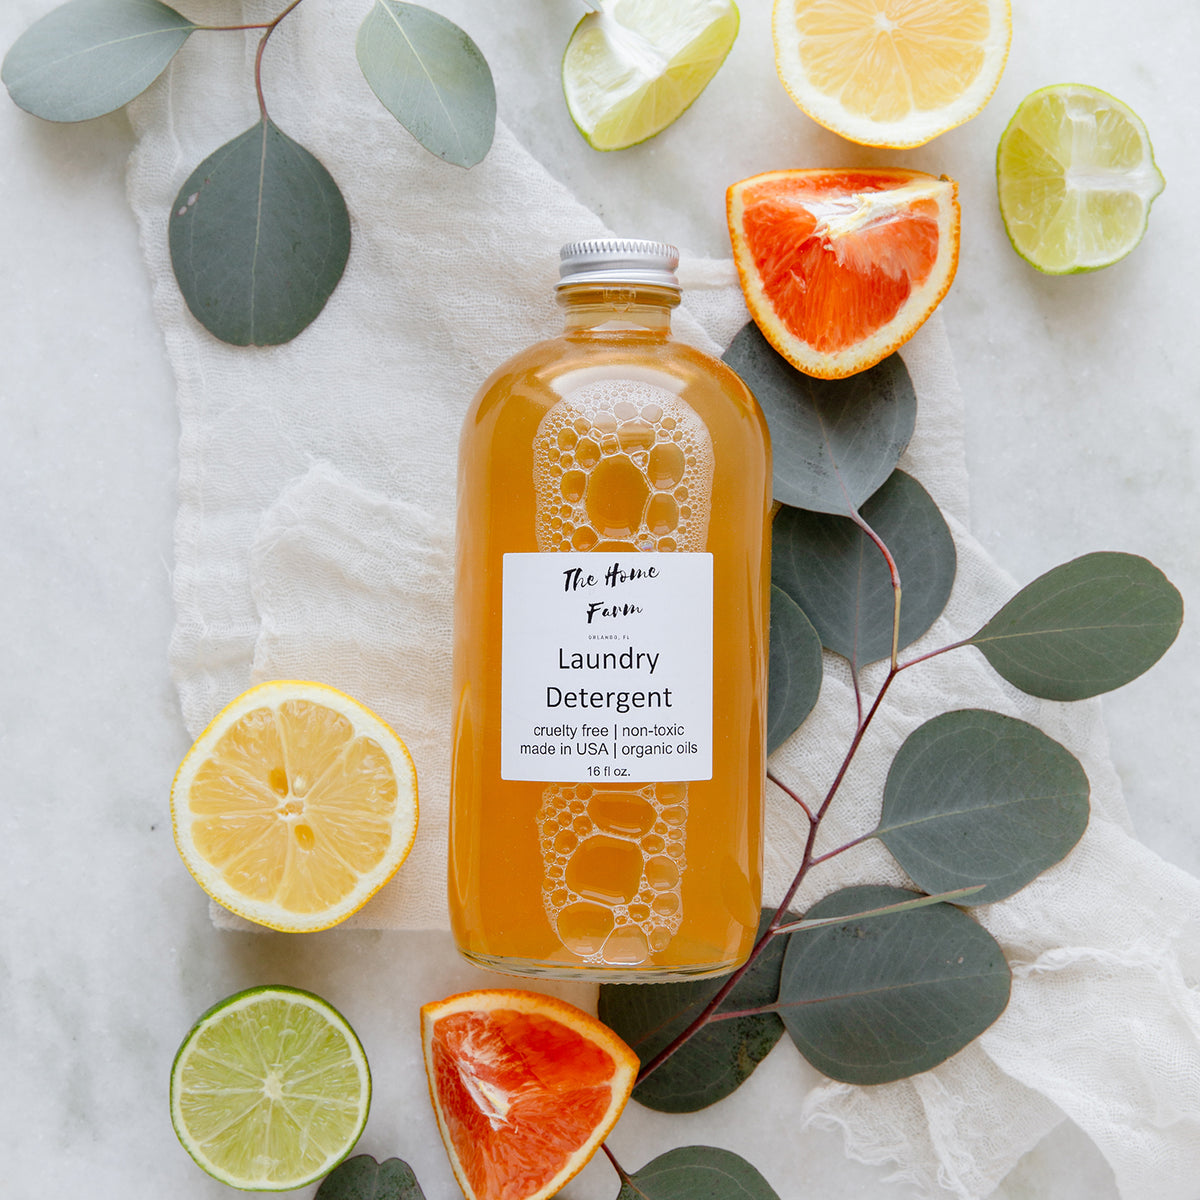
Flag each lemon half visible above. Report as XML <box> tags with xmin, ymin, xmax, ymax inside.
<box><xmin>170</xmin><ymin>680</ymin><xmax>418</xmax><ymax>932</ymax></box>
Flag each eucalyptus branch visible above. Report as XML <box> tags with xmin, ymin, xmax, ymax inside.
<box><xmin>601</xmin><ymin>1142</ymin><xmax>632</xmax><ymax>1186</ymax></box>
<box><xmin>635</xmin><ymin>794</ymin><xmax>822</xmax><ymax>1084</ymax></box>
<box><xmin>849</xmin><ymin>504</ymin><xmax>902</xmax><ymax>669</ymax></box>
<box><xmin>767</xmin><ymin>770</ymin><xmax>814</xmax><ymax>823</ymax></box>
<box><xmin>808</xmin><ymin>829</ymin><xmax>874</xmax><ymax>866</ymax></box>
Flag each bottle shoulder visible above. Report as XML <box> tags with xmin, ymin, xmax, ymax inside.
<box><xmin>465</xmin><ymin>332</ymin><xmax>767</xmax><ymax>434</ymax></box>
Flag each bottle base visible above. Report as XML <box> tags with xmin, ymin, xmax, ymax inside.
<box><xmin>455</xmin><ymin>947</ymin><xmax>746</xmax><ymax>984</ymax></box>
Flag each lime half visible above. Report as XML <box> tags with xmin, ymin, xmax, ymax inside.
<box><xmin>563</xmin><ymin>0</ymin><xmax>739</xmax><ymax>151</ymax></box>
<box><xmin>997</xmin><ymin>83</ymin><xmax>1165</xmax><ymax>274</ymax></box>
<box><xmin>170</xmin><ymin>985</ymin><xmax>371</xmax><ymax>1191</ymax></box>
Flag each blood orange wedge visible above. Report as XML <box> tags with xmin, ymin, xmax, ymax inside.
<box><xmin>728</xmin><ymin>167</ymin><xmax>959</xmax><ymax>379</ymax></box>
<box><xmin>421</xmin><ymin>989</ymin><xmax>638</xmax><ymax>1200</ymax></box>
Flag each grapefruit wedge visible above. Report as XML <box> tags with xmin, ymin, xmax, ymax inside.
<box><xmin>728</xmin><ymin>168</ymin><xmax>960</xmax><ymax>378</ymax></box>
<box><xmin>421</xmin><ymin>989</ymin><xmax>638</xmax><ymax>1200</ymax></box>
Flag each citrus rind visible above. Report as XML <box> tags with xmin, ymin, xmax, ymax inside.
<box><xmin>562</xmin><ymin>0</ymin><xmax>740</xmax><ymax>152</ymax></box>
<box><xmin>727</xmin><ymin>168</ymin><xmax>961</xmax><ymax>379</ymax></box>
<box><xmin>996</xmin><ymin>82</ymin><xmax>1165</xmax><ymax>275</ymax></box>
<box><xmin>421</xmin><ymin>988</ymin><xmax>639</xmax><ymax>1200</ymax></box>
<box><xmin>772</xmin><ymin>0</ymin><xmax>1012</xmax><ymax>149</ymax></box>
<box><xmin>170</xmin><ymin>985</ymin><xmax>371</xmax><ymax>1191</ymax></box>
<box><xmin>170</xmin><ymin>679</ymin><xmax>419</xmax><ymax>933</ymax></box>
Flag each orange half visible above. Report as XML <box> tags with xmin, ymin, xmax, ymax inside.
<box><xmin>728</xmin><ymin>167</ymin><xmax>959</xmax><ymax>378</ymax></box>
<box><xmin>421</xmin><ymin>989</ymin><xmax>638</xmax><ymax>1200</ymax></box>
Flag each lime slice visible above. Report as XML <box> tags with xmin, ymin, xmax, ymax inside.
<box><xmin>170</xmin><ymin>985</ymin><xmax>371</xmax><ymax>1191</ymax></box>
<box><xmin>997</xmin><ymin>83</ymin><xmax>1165</xmax><ymax>274</ymax></box>
<box><xmin>562</xmin><ymin>0</ymin><xmax>739</xmax><ymax>151</ymax></box>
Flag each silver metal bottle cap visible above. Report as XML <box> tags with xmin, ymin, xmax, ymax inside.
<box><xmin>557</xmin><ymin>238</ymin><xmax>680</xmax><ymax>289</ymax></box>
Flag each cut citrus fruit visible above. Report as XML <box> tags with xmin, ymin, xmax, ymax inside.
<box><xmin>170</xmin><ymin>679</ymin><xmax>419</xmax><ymax>932</ymax></box>
<box><xmin>997</xmin><ymin>83</ymin><xmax>1165</xmax><ymax>275</ymax></box>
<box><xmin>773</xmin><ymin>0</ymin><xmax>1011</xmax><ymax>148</ymax></box>
<box><xmin>728</xmin><ymin>168</ymin><xmax>960</xmax><ymax>378</ymax></box>
<box><xmin>562</xmin><ymin>0</ymin><xmax>739</xmax><ymax>151</ymax></box>
<box><xmin>421</xmin><ymin>989</ymin><xmax>639</xmax><ymax>1200</ymax></box>
<box><xmin>170</xmin><ymin>985</ymin><xmax>371</xmax><ymax>1191</ymax></box>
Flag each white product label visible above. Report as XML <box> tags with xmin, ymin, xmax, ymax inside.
<box><xmin>501</xmin><ymin>552</ymin><xmax>713</xmax><ymax>783</ymax></box>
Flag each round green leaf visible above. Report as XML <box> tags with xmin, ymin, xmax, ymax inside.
<box><xmin>779</xmin><ymin>885</ymin><xmax>1011</xmax><ymax>1085</ymax></box>
<box><xmin>967</xmin><ymin>552</ymin><xmax>1183</xmax><ymax>700</ymax></box>
<box><xmin>722</xmin><ymin>321</ymin><xmax>916</xmax><ymax>515</ymax></box>
<box><xmin>598</xmin><ymin>910</ymin><xmax>794</xmax><ymax>1113</ymax></box>
<box><xmin>876</xmin><ymin>709</ymin><xmax>1090</xmax><ymax>904</ymax></box>
<box><xmin>169</xmin><ymin>119</ymin><xmax>351</xmax><ymax>346</ymax></box>
<box><xmin>772</xmin><ymin>470</ymin><xmax>956</xmax><ymax>669</ymax></box>
<box><xmin>3</xmin><ymin>0</ymin><xmax>194</xmax><ymax>122</ymax></box>
<box><xmin>356</xmin><ymin>1</ymin><xmax>496</xmax><ymax>168</ymax></box>
<box><xmin>767</xmin><ymin>584</ymin><xmax>823</xmax><ymax>754</ymax></box>
<box><xmin>617</xmin><ymin>1145</ymin><xmax>781</xmax><ymax>1200</ymax></box>
<box><xmin>316</xmin><ymin>1155</ymin><xmax>426</xmax><ymax>1199</ymax></box>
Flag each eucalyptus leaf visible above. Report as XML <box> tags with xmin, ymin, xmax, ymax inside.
<box><xmin>767</xmin><ymin>584</ymin><xmax>823</xmax><ymax>753</ymax></box>
<box><xmin>967</xmin><ymin>552</ymin><xmax>1183</xmax><ymax>700</ymax></box>
<box><xmin>772</xmin><ymin>470</ymin><xmax>956</xmax><ymax>669</ymax></box>
<box><xmin>876</xmin><ymin>709</ymin><xmax>1090</xmax><ymax>904</ymax></box>
<box><xmin>722</xmin><ymin>321</ymin><xmax>916</xmax><ymax>515</ymax></box>
<box><xmin>779</xmin><ymin>885</ymin><xmax>1011</xmax><ymax>1084</ymax></box>
<box><xmin>772</xmin><ymin>885</ymin><xmax>984</xmax><ymax>934</ymax></box>
<box><xmin>356</xmin><ymin>1</ymin><xmax>495</xmax><ymax>168</ymax></box>
<box><xmin>169</xmin><ymin>118</ymin><xmax>351</xmax><ymax>346</ymax></box>
<box><xmin>598</xmin><ymin>909</ymin><xmax>795</xmax><ymax>1113</ymax></box>
<box><xmin>3</xmin><ymin>0</ymin><xmax>194</xmax><ymax>122</ymax></box>
<box><xmin>316</xmin><ymin>1155</ymin><xmax>426</xmax><ymax>1200</ymax></box>
<box><xmin>617</xmin><ymin>1145</ymin><xmax>781</xmax><ymax>1200</ymax></box>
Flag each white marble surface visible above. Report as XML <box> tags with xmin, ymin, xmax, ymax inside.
<box><xmin>2</xmin><ymin>1</ymin><xmax>1197</xmax><ymax>1198</ymax></box>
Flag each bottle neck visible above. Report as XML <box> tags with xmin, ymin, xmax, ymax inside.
<box><xmin>557</xmin><ymin>283</ymin><xmax>679</xmax><ymax>336</ymax></box>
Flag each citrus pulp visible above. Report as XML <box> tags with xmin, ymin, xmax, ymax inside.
<box><xmin>773</xmin><ymin>0</ymin><xmax>1011</xmax><ymax>148</ymax></box>
<box><xmin>996</xmin><ymin>83</ymin><xmax>1165</xmax><ymax>274</ymax></box>
<box><xmin>170</xmin><ymin>985</ymin><xmax>371</xmax><ymax>1191</ymax></box>
<box><xmin>728</xmin><ymin>167</ymin><xmax>960</xmax><ymax>378</ymax></box>
<box><xmin>562</xmin><ymin>0</ymin><xmax>739</xmax><ymax>151</ymax></box>
<box><xmin>171</xmin><ymin>679</ymin><xmax>418</xmax><ymax>932</ymax></box>
<box><xmin>422</xmin><ymin>989</ymin><xmax>639</xmax><ymax>1200</ymax></box>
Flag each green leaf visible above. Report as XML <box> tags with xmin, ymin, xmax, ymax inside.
<box><xmin>876</xmin><ymin>710</ymin><xmax>1090</xmax><ymax>904</ymax></box>
<box><xmin>316</xmin><ymin>1155</ymin><xmax>426</xmax><ymax>1200</ymax></box>
<box><xmin>967</xmin><ymin>551</ymin><xmax>1183</xmax><ymax>700</ymax></box>
<box><xmin>722</xmin><ymin>322</ymin><xmax>916</xmax><ymax>515</ymax></box>
<box><xmin>168</xmin><ymin>118</ymin><xmax>351</xmax><ymax>346</ymax></box>
<box><xmin>598</xmin><ymin>909</ymin><xmax>794</xmax><ymax>1113</ymax></box>
<box><xmin>779</xmin><ymin>885</ymin><xmax>1011</xmax><ymax>1085</ymax></box>
<box><xmin>767</xmin><ymin>584</ymin><xmax>823</xmax><ymax>753</ymax></box>
<box><xmin>3</xmin><ymin>0</ymin><xmax>194</xmax><ymax>122</ymax></box>
<box><xmin>773</xmin><ymin>885</ymin><xmax>984</xmax><ymax>933</ymax></box>
<box><xmin>356</xmin><ymin>1</ymin><xmax>495</xmax><ymax>168</ymax></box>
<box><xmin>617</xmin><ymin>1145</ymin><xmax>781</xmax><ymax>1200</ymax></box>
<box><xmin>772</xmin><ymin>470</ymin><xmax>956</xmax><ymax>669</ymax></box>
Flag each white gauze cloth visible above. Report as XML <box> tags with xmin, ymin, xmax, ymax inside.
<box><xmin>124</xmin><ymin>3</ymin><xmax>1200</xmax><ymax>1198</ymax></box>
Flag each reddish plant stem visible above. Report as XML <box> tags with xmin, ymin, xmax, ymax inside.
<box><xmin>601</xmin><ymin>1141</ymin><xmax>632</xmax><ymax>1186</ymax></box>
<box><xmin>193</xmin><ymin>0</ymin><xmax>308</xmax><ymax>121</ymax></box>
<box><xmin>809</xmin><ymin>828</ymin><xmax>875</xmax><ymax>866</ymax></box>
<box><xmin>849</xmin><ymin>505</ymin><xmax>902</xmax><ymax>669</ymax></box>
<box><xmin>634</xmin><ymin>795</ymin><xmax>822</xmax><ymax>1083</ymax></box>
<box><xmin>768</xmin><ymin>770</ymin><xmax>815</xmax><ymax>824</ymax></box>
<box><xmin>635</xmin><ymin>664</ymin><xmax>901</xmax><ymax>1086</ymax></box>
<box><xmin>635</xmin><ymin>508</ymin><xmax>917</xmax><ymax>1086</ymax></box>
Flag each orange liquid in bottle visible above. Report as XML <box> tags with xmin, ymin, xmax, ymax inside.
<box><xmin>450</xmin><ymin>248</ymin><xmax>771</xmax><ymax>982</ymax></box>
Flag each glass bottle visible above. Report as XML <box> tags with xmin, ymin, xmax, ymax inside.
<box><xmin>449</xmin><ymin>239</ymin><xmax>771</xmax><ymax>981</ymax></box>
